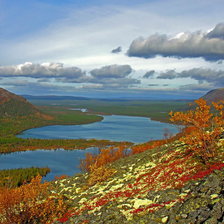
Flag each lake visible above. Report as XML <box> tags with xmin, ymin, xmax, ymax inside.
<box><xmin>1</xmin><ymin>115</ymin><xmax>180</xmax><ymax>181</ymax></box>
<box><xmin>0</xmin><ymin>148</ymin><xmax>99</xmax><ymax>181</ymax></box>
<box><xmin>17</xmin><ymin>115</ymin><xmax>179</xmax><ymax>143</ymax></box>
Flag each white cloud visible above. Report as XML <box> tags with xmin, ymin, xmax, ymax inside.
<box><xmin>1</xmin><ymin>0</ymin><xmax>223</xmax><ymax>68</ymax></box>
<box><xmin>90</xmin><ymin>64</ymin><xmax>132</xmax><ymax>78</ymax></box>
<box><xmin>128</xmin><ymin>23</ymin><xmax>224</xmax><ymax>60</ymax></box>
<box><xmin>0</xmin><ymin>62</ymin><xmax>86</xmax><ymax>80</ymax></box>
<box><xmin>157</xmin><ymin>68</ymin><xmax>224</xmax><ymax>86</ymax></box>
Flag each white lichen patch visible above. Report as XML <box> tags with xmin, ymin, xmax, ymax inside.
<box><xmin>109</xmin><ymin>183</ymin><xmax>124</xmax><ymax>191</ymax></box>
<box><xmin>132</xmin><ymin>199</ymin><xmax>153</xmax><ymax>209</ymax></box>
<box><xmin>210</xmin><ymin>194</ymin><xmax>219</xmax><ymax>199</ymax></box>
<box><xmin>145</xmin><ymin>161</ymin><xmax>156</xmax><ymax>167</ymax></box>
<box><xmin>75</xmin><ymin>187</ymin><xmax>82</xmax><ymax>193</ymax></box>
<box><xmin>79</xmin><ymin>197</ymin><xmax>88</xmax><ymax>203</ymax></box>
<box><xmin>162</xmin><ymin>216</ymin><xmax>169</xmax><ymax>223</ymax></box>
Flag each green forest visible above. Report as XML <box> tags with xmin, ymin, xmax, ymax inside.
<box><xmin>0</xmin><ymin>167</ymin><xmax>50</xmax><ymax>188</ymax></box>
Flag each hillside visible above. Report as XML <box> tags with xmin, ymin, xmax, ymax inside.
<box><xmin>201</xmin><ymin>88</ymin><xmax>224</xmax><ymax>103</ymax></box>
<box><xmin>0</xmin><ymin>97</ymin><xmax>223</xmax><ymax>223</ymax></box>
<box><xmin>0</xmin><ymin>88</ymin><xmax>41</xmax><ymax>117</ymax></box>
<box><xmin>0</xmin><ymin>88</ymin><xmax>103</xmax><ymax>137</ymax></box>
<box><xmin>49</xmin><ymin>99</ymin><xmax>224</xmax><ymax>224</ymax></box>
<box><xmin>52</xmin><ymin>139</ymin><xmax>224</xmax><ymax>224</ymax></box>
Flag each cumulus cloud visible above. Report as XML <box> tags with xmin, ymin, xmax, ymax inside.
<box><xmin>157</xmin><ymin>68</ymin><xmax>224</xmax><ymax>85</ymax></box>
<box><xmin>88</xmin><ymin>64</ymin><xmax>140</xmax><ymax>88</ymax></box>
<box><xmin>90</xmin><ymin>64</ymin><xmax>132</xmax><ymax>78</ymax></box>
<box><xmin>111</xmin><ymin>46</ymin><xmax>122</xmax><ymax>54</ymax></box>
<box><xmin>0</xmin><ymin>62</ymin><xmax>86</xmax><ymax>80</ymax></box>
<box><xmin>0</xmin><ymin>62</ymin><xmax>140</xmax><ymax>90</ymax></box>
<box><xmin>127</xmin><ymin>23</ymin><xmax>224</xmax><ymax>60</ymax></box>
<box><xmin>143</xmin><ymin>70</ymin><xmax>155</xmax><ymax>78</ymax></box>
<box><xmin>206</xmin><ymin>23</ymin><xmax>224</xmax><ymax>39</ymax></box>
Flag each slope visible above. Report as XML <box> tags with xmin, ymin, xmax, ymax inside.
<box><xmin>52</xmin><ymin>139</ymin><xmax>224</xmax><ymax>224</ymax></box>
<box><xmin>202</xmin><ymin>88</ymin><xmax>224</xmax><ymax>103</ymax></box>
<box><xmin>0</xmin><ymin>88</ymin><xmax>41</xmax><ymax>117</ymax></box>
<box><xmin>0</xmin><ymin>88</ymin><xmax>103</xmax><ymax>137</ymax></box>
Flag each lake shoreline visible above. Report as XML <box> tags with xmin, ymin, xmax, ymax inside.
<box><xmin>18</xmin><ymin>115</ymin><xmax>179</xmax><ymax>142</ymax></box>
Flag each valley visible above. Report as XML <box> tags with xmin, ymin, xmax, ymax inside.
<box><xmin>1</xmin><ymin>4</ymin><xmax>223</xmax><ymax>222</ymax></box>
<box><xmin>0</xmin><ymin>88</ymin><xmax>223</xmax><ymax>224</ymax></box>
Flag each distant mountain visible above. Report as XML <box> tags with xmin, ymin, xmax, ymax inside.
<box><xmin>0</xmin><ymin>88</ymin><xmax>41</xmax><ymax>117</ymax></box>
<box><xmin>201</xmin><ymin>88</ymin><xmax>224</xmax><ymax>103</ymax></box>
<box><xmin>22</xmin><ymin>95</ymin><xmax>194</xmax><ymax>102</ymax></box>
<box><xmin>22</xmin><ymin>95</ymin><xmax>90</xmax><ymax>101</ymax></box>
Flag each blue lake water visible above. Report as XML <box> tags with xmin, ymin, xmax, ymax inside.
<box><xmin>0</xmin><ymin>148</ymin><xmax>99</xmax><ymax>181</ymax></box>
<box><xmin>1</xmin><ymin>115</ymin><xmax>180</xmax><ymax>181</ymax></box>
<box><xmin>17</xmin><ymin>115</ymin><xmax>179</xmax><ymax>143</ymax></box>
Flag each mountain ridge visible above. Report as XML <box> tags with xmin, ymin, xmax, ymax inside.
<box><xmin>201</xmin><ymin>88</ymin><xmax>224</xmax><ymax>103</ymax></box>
<box><xmin>0</xmin><ymin>88</ymin><xmax>42</xmax><ymax>117</ymax></box>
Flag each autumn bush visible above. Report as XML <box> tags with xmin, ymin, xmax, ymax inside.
<box><xmin>87</xmin><ymin>165</ymin><xmax>117</xmax><ymax>186</ymax></box>
<box><xmin>80</xmin><ymin>145</ymin><xmax>129</xmax><ymax>172</ymax></box>
<box><xmin>54</xmin><ymin>174</ymin><xmax>70</xmax><ymax>180</ymax></box>
<box><xmin>0</xmin><ymin>175</ymin><xmax>67</xmax><ymax>224</ymax></box>
<box><xmin>132</xmin><ymin>140</ymin><xmax>166</xmax><ymax>154</ymax></box>
<box><xmin>170</xmin><ymin>99</ymin><xmax>224</xmax><ymax>163</ymax></box>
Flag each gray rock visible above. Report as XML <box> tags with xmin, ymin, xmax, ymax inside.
<box><xmin>204</xmin><ymin>217</ymin><xmax>219</xmax><ymax>224</ymax></box>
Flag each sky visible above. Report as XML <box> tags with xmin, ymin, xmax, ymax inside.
<box><xmin>0</xmin><ymin>0</ymin><xmax>223</xmax><ymax>99</ymax></box>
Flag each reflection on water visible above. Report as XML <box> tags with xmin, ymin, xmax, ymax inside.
<box><xmin>3</xmin><ymin>115</ymin><xmax>180</xmax><ymax>181</ymax></box>
<box><xmin>0</xmin><ymin>148</ymin><xmax>99</xmax><ymax>181</ymax></box>
<box><xmin>17</xmin><ymin>115</ymin><xmax>179</xmax><ymax>143</ymax></box>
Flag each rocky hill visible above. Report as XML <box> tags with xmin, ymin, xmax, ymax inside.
<box><xmin>202</xmin><ymin>88</ymin><xmax>224</xmax><ymax>103</ymax></box>
<box><xmin>51</xmin><ymin>138</ymin><xmax>224</xmax><ymax>224</ymax></box>
<box><xmin>0</xmin><ymin>88</ymin><xmax>41</xmax><ymax>117</ymax></box>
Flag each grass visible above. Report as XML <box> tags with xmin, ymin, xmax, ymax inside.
<box><xmin>33</xmin><ymin>99</ymin><xmax>190</xmax><ymax>123</ymax></box>
<box><xmin>0</xmin><ymin>167</ymin><xmax>50</xmax><ymax>188</ymax></box>
<box><xmin>0</xmin><ymin>107</ymin><xmax>103</xmax><ymax>138</ymax></box>
<box><xmin>0</xmin><ymin>136</ymin><xmax>132</xmax><ymax>153</ymax></box>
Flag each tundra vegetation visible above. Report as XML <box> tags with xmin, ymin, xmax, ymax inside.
<box><xmin>0</xmin><ymin>167</ymin><xmax>50</xmax><ymax>188</ymax></box>
<box><xmin>0</xmin><ymin>99</ymin><xmax>223</xmax><ymax>223</ymax></box>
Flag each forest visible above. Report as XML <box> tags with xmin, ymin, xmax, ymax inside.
<box><xmin>0</xmin><ymin>167</ymin><xmax>50</xmax><ymax>188</ymax></box>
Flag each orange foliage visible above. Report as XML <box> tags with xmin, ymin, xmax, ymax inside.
<box><xmin>0</xmin><ymin>175</ymin><xmax>67</xmax><ymax>224</ymax></box>
<box><xmin>170</xmin><ymin>99</ymin><xmax>224</xmax><ymax>162</ymax></box>
<box><xmin>54</xmin><ymin>174</ymin><xmax>70</xmax><ymax>180</ymax></box>
<box><xmin>80</xmin><ymin>99</ymin><xmax>224</xmax><ymax>174</ymax></box>
<box><xmin>132</xmin><ymin>140</ymin><xmax>166</xmax><ymax>154</ymax></box>
<box><xmin>87</xmin><ymin>165</ymin><xmax>116</xmax><ymax>186</ymax></box>
<box><xmin>80</xmin><ymin>146</ymin><xmax>128</xmax><ymax>172</ymax></box>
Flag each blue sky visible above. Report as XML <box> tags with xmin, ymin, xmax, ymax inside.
<box><xmin>0</xmin><ymin>0</ymin><xmax>223</xmax><ymax>99</ymax></box>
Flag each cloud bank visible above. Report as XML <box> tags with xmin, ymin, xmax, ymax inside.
<box><xmin>90</xmin><ymin>64</ymin><xmax>132</xmax><ymax>78</ymax></box>
<box><xmin>89</xmin><ymin>64</ymin><xmax>139</xmax><ymax>88</ymax></box>
<box><xmin>0</xmin><ymin>62</ymin><xmax>86</xmax><ymax>79</ymax></box>
<box><xmin>157</xmin><ymin>68</ymin><xmax>224</xmax><ymax>85</ymax></box>
<box><xmin>127</xmin><ymin>23</ymin><xmax>224</xmax><ymax>60</ymax></box>
<box><xmin>0</xmin><ymin>62</ymin><xmax>139</xmax><ymax>89</ymax></box>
